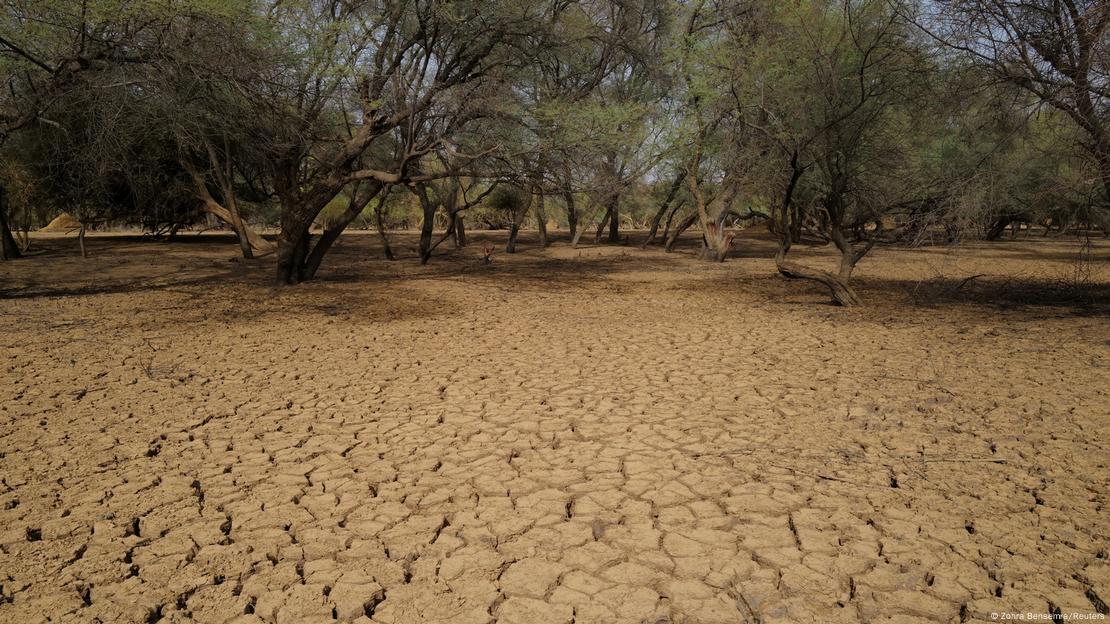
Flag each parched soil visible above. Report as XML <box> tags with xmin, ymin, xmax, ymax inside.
<box><xmin>1</xmin><ymin>230</ymin><xmax>1109</xmax><ymax>624</ymax></box>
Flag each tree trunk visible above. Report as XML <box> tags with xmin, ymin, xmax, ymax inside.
<box><xmin>185</xmin><ymin>150</ymin><xmax>272</xmax><ymax>258</ymax></box>
<box><xmin>14</xmin><ymin>227</ymin><xmax>29</xmax><ymax>253</ymax></box>
<box><xmin>535</xmin><ymin>190</ymin><xmax>548</xmax><ymax>248</ymax></box>
<box><xmin>302</xmin><ymin>183</ymin><xmax>379</xmax><ymax>280</ymax></box>
<box><xmin>416</xmin><ymin>190</ymin><xmax>436</xmax><ymax>261</ymax></box>
<box><xmin>571</xmin><ymin>221</ymin><xmax>587</xmax><ymax>248</ymax></box>
<box><xmin>564</xmin><ymin>192</ymin><xmax>578</xmax><ymax>239</ymax></box>
<box><xmin>775</xmin><ymin>249</ymin><xmax>861</xmax><ymax>306</ymax></box>
<box><xmin>226</xmin><ymin>194</ymin><xmax>254</xmax><ymax>259</ymax></box>
<box><xmin>664</xmin><ymin>211</ymin><xmax>698</xmax><ymax>252</ymax></box>
<box><xmin>276</xmin><ymin>225</ymin><xmax>310</xmax><ymax>284</ymax></box>
<box><xmin>660</xmin><ymin>199</ymin><xmax>682</xmax><ymax>242</ymax></box>
<box><xmin>422</xmin><ymin>211</ymin><xmax>463</xmax><ymax>265</ymax></box>
<box><xmin>607</xmin><ymin>193</ymin><xmax>620</xmax><ymax>242</ymax></box>
<box><xmin>78</xmin><ymin>223</ymin><xmax>88</xmax><ymax>259</ymax></box>
<box><xmin>454</xmin><ymin>214</ymin><xmax>466</xmax><ymax>247</ymax></box>
<box><xmin>505</xmin><ymin>191</ymin><xmax>532</xmax><ymax>254</ymax></box>
<box><xmin>374</xmin><ymin>195</ymin><xmax>396</xmax><ymax>260</ymax></box>
<box><xmin>594</xmin><ymin>206</ymin><xmax>611</xmax><ymax>244</ymax></box>
<box><xmin>984</xmin><ymin>216</ymin><xmax>1012</xmax><ymax>241</ymax></box>
<box><xmin>702</xmin><ymin>222</ymin><xmax>735</xmax><ymax>262</ymax></box>
<box><xmin>0</xmin><ymin>187</ymin><xmax>21</xmax><ymax>261</ymax></box>
<box><xmin>766</xmin><ymin>151</ymin><xmax>861</xmax><ymax>304</ymax></box>
<box><xmin>197</xmin><ymin>199</ymin><xmax>272</xmax><ymax>256</ymax></box>
<box><xmin>642</xmin><ymin>171</ymin><xmax>686</xmax><ymax>248</ymax></box>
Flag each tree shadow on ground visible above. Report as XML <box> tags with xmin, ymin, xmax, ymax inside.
<box><xmin>5</xmin><ymin>231</ymin><xmax>1108</xmax><ymax>320</ymax></box>
<box><xmin>0</xmin><ymin>268</ymin><xmax>241</xmax><ymax>300</ymax></box>
<box><xmin>686</xmin><ymin>269</ymin><xmax>1110</xmax><ymax>319</ymax></box>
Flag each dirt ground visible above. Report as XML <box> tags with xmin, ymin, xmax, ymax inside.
<box><xmin>1</xmin><ymin>229</ymin><xmax>1109</xmax><ymax>624</ymax></box>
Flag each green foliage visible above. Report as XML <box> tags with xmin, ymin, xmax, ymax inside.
<box><xmin>1</xmin><ymin>0</ymin><xmax>1106</xmax><ymax>250</ymax></box>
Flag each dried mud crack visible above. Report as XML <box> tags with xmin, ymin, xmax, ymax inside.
<box><xmin>1</xmin><ymin>232</ymin><xmax>1108</xmax><ymax>623</ymax></box>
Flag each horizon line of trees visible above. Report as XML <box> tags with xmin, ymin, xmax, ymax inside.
<box><xmin>1</xmin><ymin>0</ymin><xmax>1107</xmax><ymax>304</ymax></box>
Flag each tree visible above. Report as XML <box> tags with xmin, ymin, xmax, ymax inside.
<box><xmin>930</xmin><ymin>0</ymin><xmax>1110</xmax><ymax>212</ymax></box>
<box><xmin>254</xmin><ymin>0</ymin><xmax>556</xmax><ymax>283</ymax></box>
<box><xmin>0</xmin><ymin>0</ymin><xmax>261</xmax><ymax>258</ymax></box>
<box><xmin>737</xmin><ymin>0</ymin><xmax>930</xmax><ymax>305</ymax></box>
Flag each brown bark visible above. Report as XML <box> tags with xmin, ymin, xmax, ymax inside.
<box><xmin>642</xmin><ymin>171</ymin><xmax>685</xmax><ymax>248</ymax></box>
<box><xmin>775</xmin><ymin>250</ymin><xmax>862</xmax><ymax>307</ymax></box>
<box><xmin>685</xmin><ymin>123</ymin><xmax>733</xmax><ymax>261</ymax></box>
<box><xmin>572</xmin><ymin>201</ymin><xmax>606</xmax><ymax>248</ymax></box>
<box><xmin>78</xmin><ymin>222</ymin><xmax>87</xmax><ymax>259</ymax></box>
<box><xmin>829</xmin><ymin>225</ymin><xmax>874</xmax><ymax>282</ymax></box>
<box><xmin>594</xmin><ymin>206</ymin><xmax>611</xmax><ymax>244</ymax></box>
<box><xmin>199</xmin><ymin>201</ymin><xmax>273</xmax><ymax>256</ymax></box>
<box><xmin>660</xmin><ymin>199</ymin><xmax>683</xmax><ymax>242</ymax></box>
<box><xmin>563</xmin><ymin>191</ymin><xmax>578</xmax><ymax>239</ymax></box>
<box><xmin>0</xmin><ymin>187</ymin><xmax>21</xmax><ymax>261</ymax></box>
<box><xmin>413</xmin><ymin>184</ymin><xmax>437</xmax><ymax>261</ymax></box>
<box><xmin>375</xmin><ymin>198</ymin><xmax>396</xmax><ymax>260</ymax></box>
<box><xmin>664</xmin><ymin>211</ymin><xmax>698</xmax><ymax>252</ymax></box>
<box><xmin>422</xmin><ymin>211</ymin><xmax>461</xmax><ymax>264</ymax></box>
<box><xmin>208</xmin><ymin>139</ymin><xmax>254</xmax><ymax>259</ymax></box>
<box><xmin>184</xmin><ymin>158</ymin><xmax>273</xmax><ymax>258</ymax></box>
<box><xmin>275</xmin><ymin>224</ymin><xmax>315</xmax><ymax>285</ymax></box>
<box><xmin>302</xmin><ymin>182</ymin><xmax>380</xmax><ymax>279</ymax></box>
<box><xmin>276</xmin><ymin>174</ymin><xmax>388</xmax><ymax>283</ymax></box>
<box><xmin>453</xmin><ymin>214</ymin><xmax>466</xmax><ymax>247</ymax></box>
<box><xmin>505</xmin><ymin>189</ymin><xmax>532</xmax><ymax>254</ymax></box>
<box><xmin>535</xmin><ymin>190</ymin><xmax>549</xmax><ymax>248</ymax></box>
<box><xmin>701</xmin><ymin>222</ymin><xmax>735</xmax><ymax>263</ymax></box>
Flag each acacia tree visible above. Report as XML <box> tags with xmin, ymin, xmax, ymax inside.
<box><xmin>0</xmin><ymin>0</ymin><xmax>264</xmax><ymax>258</ymax></box>
<box><xmin>585</xmin><ymin>0</ymin><xmax>672</xmax><ymax>245</ymax></box>
<box><xmin>0</xmin><ymin>1</ymin><xmax>144</xmax><ymax>257</ymax></box>
<box><xmin>250</xmin><ymin>0</ymin><xmax>555</xmax><ymax>284</ymax></box>
<box><xmin>6</xmin><ymin>80</ymin><xmax>207</xmax><ymax>257</ymax></box>
<box><xmin>670</xmin><ymin>0</ymin><xmax>741</xmax><ymax>261</ymax></box>
<box><xmin>152</xmin><ymin>13</ymin><xmax>282</xmax><ymax>259</ymax></box>
<box><xmin>490</xmin><ymin>0</ymin><xmax>672</xmax><ymax>253</ymax></box>
<box><xmin>736</xmin><ymin>0</ymin><xmax>929</xmax><ymax>305</ymax></box>
<box><xmin>931</xmin><ymin>0</ymin><xmax>1110</xmax><ymax>211</ymax></box>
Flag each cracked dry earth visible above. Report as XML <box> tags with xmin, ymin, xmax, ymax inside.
<box><xmin>1</xmin><ymin>231</ymin><xmax>1109</xmax><ymax>624</ymax></box>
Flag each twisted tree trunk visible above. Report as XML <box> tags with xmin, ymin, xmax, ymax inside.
<box><xmin>183</xmin><ymin>158</ymin><xmax>273</xmax><ymax>258</ymax></box>
<box><xmin>594</xmin><ymin>204</ymin><xmax>612</xmax><ymax>243</ymax></box>
<box><xmin>374</xmin><ymin>191</ymin><xmax>396</xmax><ymax>260</ymax></box>
<box><xmin>775</xmin><ymin>250</ymin><xmax>862</xmax><ymax>307</ymax></box>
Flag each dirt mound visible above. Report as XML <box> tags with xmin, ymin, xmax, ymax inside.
<box><xmin>40</xmin><ymin>212</ymin><xmax>80</xmax><ymax>232</ymax></box>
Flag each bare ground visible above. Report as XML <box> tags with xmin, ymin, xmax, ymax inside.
<box><xmin>1</xmin><ymin>230</ymin><xmax>1109</xmax><ymax>624</ymax></box>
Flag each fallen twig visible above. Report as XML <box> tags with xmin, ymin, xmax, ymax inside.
<box><xmin>947</xmin><ymin>273</ymin><xmax>988</xmax><ymax>294</ymax></box>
